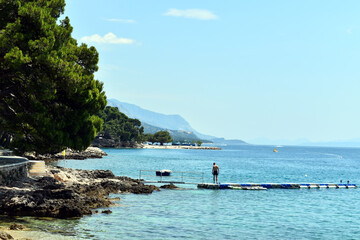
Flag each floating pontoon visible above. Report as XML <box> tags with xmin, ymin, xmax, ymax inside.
<box><xmin>198</xmin><ymin>183</ymin><xmax>358</xmax><ymax>190</ymax></box>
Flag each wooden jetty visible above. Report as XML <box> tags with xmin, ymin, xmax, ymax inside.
<box><xmin>197</xmin><ymin>183</ymin><xmax>358</xmax><ymax>190</ymax></box>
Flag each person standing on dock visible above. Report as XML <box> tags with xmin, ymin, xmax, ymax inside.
<box><xmin>212</xmin><ymin>163</ymin><xmax>219</xmax><ymax>184</ymax></box>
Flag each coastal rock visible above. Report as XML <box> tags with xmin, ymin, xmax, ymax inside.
<box><xmin>58</xmin><ymin>205</ymin><xmax>83</xmax><ymax>218</ymax></box>
<box><xmin>23</xmin><ymin>147</ymin><xmax>107</xmax><ymax>161</ymax></box>
<box><xmin>58</xmin><ymin>147</ymin><xmax>108</xmax><ymax>160</ymax></box>
<box><xmin>0</xmin><ymin>231</ymin><xmax>13</xmax><ymax>240</ymax></box>
<box><xmin>101</xmin><ymin>210</ymin><xmax>112</xmax><ymax>214</ymax></box>
<box><xmin>0</xmin><ymin>167</ymin><xmax>159</xmax><ymax>219</ymax></box>
<box><xmin>9</xmin><ymin>223</ymin><xmax>25</xmax><ymax>230</ymax></box>
<box><xmin>160</xmin><ymin>183</ymin><xmax>179</xmax><ymax>189</ymax></box>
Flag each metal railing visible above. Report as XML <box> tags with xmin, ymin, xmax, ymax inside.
<box><xmin>139</xmin><ymin>170</ymin><xmax>204</xmax><ymax>184</ymax></box>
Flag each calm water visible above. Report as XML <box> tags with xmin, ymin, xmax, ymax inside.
<box><xmin>10</xmin><ymin>145</ymin><xmax>360</xmax><ymax>239</ymax></box>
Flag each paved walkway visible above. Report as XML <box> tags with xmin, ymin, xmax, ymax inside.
<box><xmin>28</xmin><ymin>161</ymin><xmax>46</xmax><ymax>176</ymax></box>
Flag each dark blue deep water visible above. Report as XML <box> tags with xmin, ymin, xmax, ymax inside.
<box><xmin>18</xmin><ymin>145</ymin><xmax>360</xmax><ymax>239</ymax></box>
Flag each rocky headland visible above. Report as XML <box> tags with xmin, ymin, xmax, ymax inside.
<box><xmin>0</xmin><ymin>166</ymin><xmax>159</xmax><ymax>219</ymax></box>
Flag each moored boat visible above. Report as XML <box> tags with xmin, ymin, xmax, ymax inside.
<box><xmin>156</xmin><ymin>169</ymin><xmax>172</xmax><ymax>176</ymax></box>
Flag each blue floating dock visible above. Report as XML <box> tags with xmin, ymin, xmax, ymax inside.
<box><xmin>197</xmin><ymin>183</ymin><xmax>358</xmax><ymax>190</ymax></box>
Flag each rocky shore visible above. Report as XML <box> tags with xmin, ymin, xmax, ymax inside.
<box><xmin>20</xmin><ymin>144</ymin><xmax>221</xmax><ymax>162</ymax></box>
<box><xmin>23</xmin><ymin>147</ymin><xmax>108</xmax><ymax>160</ymax></box>
<box><xmin>0</xmin><ymin>166</ymin><xmax>159</xmax><ymax>219</ymax></box>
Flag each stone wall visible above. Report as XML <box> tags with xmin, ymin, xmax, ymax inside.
<box><xmin>0</xmin><ymin>157</ymin><xmax>29</xmax><ymax>185</ymax></box>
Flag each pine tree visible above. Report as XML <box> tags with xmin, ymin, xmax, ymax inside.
<box><xmin>0</xmin><ymin>0</ymin><xmax>106</xmax><ymax>154</ymax></box>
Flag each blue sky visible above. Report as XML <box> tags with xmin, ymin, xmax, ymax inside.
<box><xmin>64</xmin><ymin>0</ymin><xmax>360</xmax><ymax>143</ymax></box>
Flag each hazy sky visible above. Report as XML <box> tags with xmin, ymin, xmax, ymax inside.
<box><xmin>64</xmin><ymin>0</ymin><xmax>360</xmax><ymax>143</ymax></box>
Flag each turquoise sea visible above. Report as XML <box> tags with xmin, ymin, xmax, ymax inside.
<box><xmin>6</xmin><ymin>145</ymin><xmax>360</xmax><ymax>239</ymax></box>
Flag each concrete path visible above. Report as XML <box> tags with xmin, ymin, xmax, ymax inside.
<box><xmin>28</xmin><ymin>161</ymin><xmax>46</xmax><ymax>176</ymax></box>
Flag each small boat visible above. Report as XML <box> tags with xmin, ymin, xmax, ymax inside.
<box><xmin>273</xmin><ymin>148</ymin><xmax>278</xmax><ymax>152</ymax></box>
<box><xmin>156</xmin><ymin>169</ymin><xmax>172</xmax><ymax>176</ymax></box>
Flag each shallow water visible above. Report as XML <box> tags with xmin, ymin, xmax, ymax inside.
<box><xmin>6</xmin><ymin>145</ymin><xmax>360</xmax><ymax>239</ymax></box>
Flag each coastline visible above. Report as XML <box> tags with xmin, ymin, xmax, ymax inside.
<box><xmin>19</xmin><ymin>145</ymin><xmax>222</xmax><ymax>162</ymax></box>
<box><xmin>23</xmin><ymin>147</ymin><xmax>107</xmax><ymax>160</ymax></box>
<box><xmin>0</xmin><ymin>166</ymin><xmax>159</xmax><ymax>218</ymax></box>
<box><xmin>0</xmin><ymin>146</ymin><xmax>218</xmax><ymax>239</ymax></box>
<box><xmin>0</xmin><ymin>164</ymin><xmax>159</xmax><ymax>240</ymax></box>
<box><xmin>142</xmin><ymin>145</ymin><xmax>221</xmax><ymax>150</ymax></box>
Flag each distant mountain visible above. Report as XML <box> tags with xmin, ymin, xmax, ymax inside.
<box><xmin>107</xmin><ymin>98</ymin><xmax>247</xmax><ymax>144</ymax></box>
<box><xmin>108</xmin><ymin>99</ymin><xmax>196</xmax><ymax>132</ymax></box>
<box><xmin>142</xmin><ymin>122</ymin><xmax>207</xmax><ymax>143</ymax></box>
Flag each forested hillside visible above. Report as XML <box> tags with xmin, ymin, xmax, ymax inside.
<box><xmin>92</xmin><ymin>106</ymin><xmax>144</xmax><ymax>147</ymax></box>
